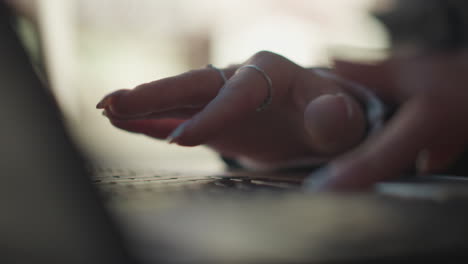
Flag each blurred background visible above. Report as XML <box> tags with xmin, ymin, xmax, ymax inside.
<box><xmin>11</xmin><ymin>0</ymin><xmax>390</xmax><ymax>172</ymax></box>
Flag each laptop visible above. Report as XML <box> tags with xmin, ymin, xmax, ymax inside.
<box><xmin>3</xmin><ymin>4</ymin><xmax>468</xmax><ymax>263</ymax></box>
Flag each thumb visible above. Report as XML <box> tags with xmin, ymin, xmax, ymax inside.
<box><xmin>304</xmin><ymin>93</ymin><xmax>366</xmax><ymax>155</ymax></box>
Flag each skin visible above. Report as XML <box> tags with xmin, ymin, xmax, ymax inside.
<box><xmin>3</xmin><ymin>1</ymin><xmax>367</xmax><ymax>184</ymax></box>
<box><xmin>97</xmin><ymin>51</ymin><xmax>366</xmax><ymax>168</ymax></box>
<box><xmin>99</xmin><ymin>49</ymin><xmax>468</xmax><ymax>191</ymax></box>
<box><xmin>10</xmin><ymin>1</ymin><xmax>468</xmax><ymax>190</ymax></box>
<box><xmin>320</xmin><ymin>51</ymin><xmax>468</xmax><ymax>190</ymax></box>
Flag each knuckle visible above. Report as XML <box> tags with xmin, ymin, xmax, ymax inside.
<box><xmin>249</xmin><ymin>51</ymin><xmax>300</xmax><ymax>100</ymax></box>
<box><xmin>253</xmin><ymin>50</ymin><xmax>275</xmax><ymax>58</ymax></box>
<box><xmin>133</xmin><ymin>81</ymin><xmax>157</xmax><ymax>93</ymax></box>
<box><xmin>251</xmin><ymin>50</ymin><xmax>284</xmax><ymax>63</ymax></box>
<box><xmin>180</xmin><ymin>69</ymin><xmax>199</xmax><ymax>80</ymax></box>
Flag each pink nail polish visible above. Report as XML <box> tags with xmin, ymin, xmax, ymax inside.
<box><xmin>96</xmin><ymin>98</ymin><xmax>109</xmax><ymax>109</ymax></box>
<box><xmin>96</xmin><ymin>89</ymin><xmax>129</xmax><ymax>109</ymax></box>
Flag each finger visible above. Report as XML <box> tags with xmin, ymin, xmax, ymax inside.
<box><xmin>103</xmin><ymin>105</ymin><xmax>201</xmax><ymax>121</ymax></box>
<box><xmin>333</xmin><ymin>59</ymin><xmax>400</xmax><ymax>101</ymax></box>
<box><xmin>96</xmin><ymin>89</ymin><xmax>130</xmax><ymax>109</ymax></box>
<box><xmin>98</xmin><ymin>66</ymin><xmax>238</xmax><ymax>118</ymax></box>
<box><xmin>307</xmin><ymin>97</ymin><xmax>451</xmax><ymax>191</ymax></box>
<box><xmin>303</xmin><ymin>93</ymin><xmax>366</xmax><ymax>155</ymax></box>
<box><xmin>416</xmin><ymin>137</ymin><xmax>468</xmax><ymax>174</ymax></box>
<box><xmin>166</xmin><ymin>51</ymin><xmax>303</xmax><ymax>146</ymax></box>
<box><xmin>106</xmin><ymin>114</ymin><xmax>183</xmax><ymax>139</ymax></box>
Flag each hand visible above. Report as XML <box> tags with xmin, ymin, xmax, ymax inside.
<box><xmin>309</xmin><ymin>51</ymin><xmax>468</xmax><ymax>190</ymax></box>
<box><xmin>97</xmin><ymin>51</ymin><xmax>367</xmax><ymax>168</ymax></box>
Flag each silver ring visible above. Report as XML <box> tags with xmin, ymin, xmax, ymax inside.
<box><xmin>236</xmin><ymin>65</ymin><xmax>273</xmax><ymax>112</ymax></box>
<box><xmin>207</xmin><ymin>64</ymin><xmax>227</xmax><ymax>83</ymax></box>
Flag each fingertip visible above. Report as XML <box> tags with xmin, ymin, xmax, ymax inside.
<box><xmin>170</xmin><ymin>130</ymin><xmax>203</xmax><ymax>147</ymax></box>
<box><xmin>164</xmin><ymin>120</ymin><xmax>204</xmax><ymax>147</ymax></box>
<box><xmin>309</xmin><ymin>160</ymin><xmax>378</xmax><ymax>191</ymax></box>
<box><xmin>166</xmin><ymin>121</ymin><xmax>189</xmax><ymax>144</ymax></box>
<box><xmin>302</xmin><ymin>166</ymin><xmax>335</xmax><ymax>192</ymax></box>
<box><xmin>96</xmin><ymin>89</ymin><xmax>130</xmax><ymax>109</ymax></box>
<box><xmin>302</xmin><ymin>163</ymin><xmax>372</xmax><ymax>192</ymax></box>
<box><xmin>96</xmin><ymin>101</ymin><xmax>106</xmax><ymax>109</ymax></box>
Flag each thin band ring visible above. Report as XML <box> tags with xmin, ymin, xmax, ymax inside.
<box><xmin>236</xmin><ymin>65</ymin><xmax>273</xmax><ymax>112</ymax></box>
<box><xmin>207</xmin><ymin>64</ymin><xmax>227</xmax><ymax>83</ymax></box>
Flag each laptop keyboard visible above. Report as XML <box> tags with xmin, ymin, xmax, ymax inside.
<box><xmin>89</xmin><ymin>167</ymin><xmax>301</xmax><ymax>202</ymax></box>
<box><xmin>90</xmin><ymin>166</ymin><xmax>468</xmax><ymax>204</ymax></box>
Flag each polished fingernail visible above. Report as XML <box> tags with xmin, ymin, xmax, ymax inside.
<box><xmin>166</xmin><ymin>122</ymin><xmax>189</xmax><ymax>144</ymax></box>
<box><xmin>96</xmin><ymin>96</ymin><xmax>112</xmax><ymax>109</ymax></box>
<box><xmin>96</xmin><ymin>89</ymin><xmax>128</xmax><ymax>109</ymax></box>
<box><xmin>97</xmin><ymin>100</ymin><xmax>107</xmax><ymax>109</ymax></box>
<box><xmin>302</xmin><ymin>166</ymin><xmax>334</xmax><ymax>192</ymax></box>
<box><xmin>336</xmin><ymin>93</ymin><xmax>354</xmax><ymax>120</ymax></box>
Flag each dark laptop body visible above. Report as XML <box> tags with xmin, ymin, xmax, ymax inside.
<box><xmin>0</xmin><ymin>5</ymin><xmax>135</xmax><ymax>263</ymax></box>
